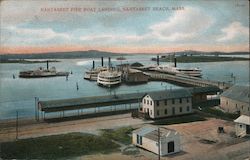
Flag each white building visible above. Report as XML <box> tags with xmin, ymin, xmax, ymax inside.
<box><xmin>220</xmin><ymin>85</ymin><xmax>250</xmax><ymax>114</ymax></box>
<box><xmin>140</xmin><ymin>89</ymin><xmax>192</xmax><ymax>119</ymax></box>
<box><xmin>234</xmin><ymin>115</ymin><xmax>250</xmax><ymax>137</ymax></box>
<box><xmin>132</xmin><ymin>125</ymin><xmax>181</xmax><ymax>156</ymax></box>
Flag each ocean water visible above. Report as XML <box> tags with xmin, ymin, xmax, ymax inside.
<box><xmin>0</xmin><ymin>55</ymin><xmax>249</xmax><ymax>120</ymax></box>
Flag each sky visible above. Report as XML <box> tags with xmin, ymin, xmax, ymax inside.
<box><xmin>0</xmin><ymin>0</ymin><xmax>249</xmax><ymax>54</ymax></box>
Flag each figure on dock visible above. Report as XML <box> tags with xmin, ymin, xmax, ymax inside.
<box><xmin>13</xmin><ymin>74</ymin><xmax>15</xmax><ymax>79</ymax></box>
<box><xmin>66</xmin><ymin>75</ymin><xmax>68</xmax><ymax>81</ymax></box>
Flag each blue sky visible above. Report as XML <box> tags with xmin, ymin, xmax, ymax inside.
<box><xmin>0</xmin><ymin>0</ymin><xmax>249</xmax><ymax>53</ymax></box>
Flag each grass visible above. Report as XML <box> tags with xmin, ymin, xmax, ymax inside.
<box><xmin>198</xmin><ymin>107</ymin><xmax>240</xmax><ymax>120</ymax></box>
<box><xmin>154</xmin><ymin>55</ymin><xmax>250</xmax><ymax>63</ymax></box>
<box><xmin>151</xmin><ymin>114</ymin><xmax>206</xmax><ymax>125</ymax></box>
<box><xmin>0</xmin><ymin>132</ymin><xmax>120</xmax><ymax>159</ymax></box>
<box><xmin>100</xmin><ymin>127</ymin><xmax>134</xmax><ymax>145</ymax></box>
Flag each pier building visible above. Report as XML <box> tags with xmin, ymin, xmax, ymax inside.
<box><xmin>220</xmin><ymin>85</ymin><xmax>250</xmax><ymax>115</ymax></box>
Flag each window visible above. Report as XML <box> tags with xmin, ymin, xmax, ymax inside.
<box><xmin>186</xmin><ymin>98</ymin><xmax>189</xmax><ymax>103</ymax></box>
<box><xmin>172</xmin><ymin>107</ymin><xmax>175</xmax><ymax>115</ymax></box>
<box><xmin>187</xmin><ymin>106</ymin><xmax>190</xmax><ymax>112</ymax></box>
<box><xmin>150</xmin><ymin>110</ymin><xmax>152</xmax><ymax>115</ymax></box>
<box><xmin>156</xmin><ymin>101</ymin><xmax>159</xmax><ymax>106</ymax></box>
<box><xmin>241</xmin><ymin>106</ymin><xmax>243</xmax><ymax>110</ymax></box>
<box><xmin>165</xmin><ymin>100</ymin><xmax>167</xmax><ymax>105</ymax></box>
<box><xmin>172</xmin><ymin>99</ymin><xmax>175</xmax><ymax>104</ymax></box>
<box><xmin>150</xmin><ymin>101</ymin><xmax>152</xmax><ymax>105</ymax></box>
<box><xmin>165</xmin><ymin>109</ymin><xmax>168</xmax><ymax>115</ymax></box>
<box><xmin>144</xmin><ymin>99</ymin><xmax>146</xmax><ymax>104</ymax></box>
<box><xmin>157</xmin><ymin>110</ymin><xmax>159</xmax><ymax>116</ymax></box>
<box><xmin>179</xmin><ymin>107</ymin><xmax>182</xmax><ymax>113</ymax></box>
<box><xmin>147</xmin><ymin>100</ymin><xmax>149</xmax><ymax>105</ymax></box>
<box><xmin>239</xmin><ymin>124</ymin><xmax>242</xmax><ymax>128</ymax></box>
<box><xmin>179</xmin><ymin>98</ymin><xmax>182</xmax><ymax>104</ymax></box>
<box><xmin>226</xmin><ymin>101</ymin><xmax>228</xmax><ymax>105</ymax></box>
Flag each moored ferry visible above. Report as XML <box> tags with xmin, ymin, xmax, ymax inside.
<box><xmin>152</xmin><ymin>65</ymin><xmax>202</xmax><ymax>77</ymax></box>
<box><xmin>84</xmin><ymin>67</ymin><xmax>107</xmax><ymax>81</ymax></box>
<box><xmin>97</xmin><ymin>70</ymin><xmax>122</xmax><ymax>87</ymax></box>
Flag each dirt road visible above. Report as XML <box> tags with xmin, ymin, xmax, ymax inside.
<box><xmin>0</xmin><ymin>114</ymin><xmax>151</xmax><ymax>142</ymax></box>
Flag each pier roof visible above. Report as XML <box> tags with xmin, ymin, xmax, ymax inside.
<box><xmin>221</xmin><ymin>85</ymin><xmax>250</xmax><ymax>103</ymax></box>
<box><xmin>38</xmin><ymin>86</ymin><xmax>220</xmax><ymax>113</ymax></box>
<box><xmin>39</xmin><ymin>92</ymin><xmax>145</xmax><ymax>112</ymax></box>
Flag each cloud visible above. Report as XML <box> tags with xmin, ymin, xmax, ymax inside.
<box><xmin>216</xmin><ymin>21</ymin><xmax>249</xmax><ymax>42</ymax></box>
<box><xmin>1</xmin><ymin>26</ymin><xmax>71</xmax><ymax>45</ymax></box>
<box><xmin>149</xmin><ymin>7</ymin><xmax>213</xmax><ymax>41</ymax></box>
<box><xmin>79</xmin><ymin>7</ymin><xmax>214</xmax><ymax>44</ymax></box>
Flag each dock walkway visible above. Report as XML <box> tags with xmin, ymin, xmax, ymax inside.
<box><xmin>145</xmin><ymin>72</ymin><xmax>232</xmax><ymax>90</ymax></box>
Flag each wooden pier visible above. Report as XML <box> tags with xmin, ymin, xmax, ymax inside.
<box><xmin>145</xmin><ymin>72</ymin><xmax>232</xmax><ymax>90</ymax></box>
<box><xmin>37</xmin><ymin>87</ymin><xmax>221</xmax><ymax>121</ymax></box>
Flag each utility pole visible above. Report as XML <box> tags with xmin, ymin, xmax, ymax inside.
<box><xmin>16</xmin><ymin>111</ymin><xmax>19</xmax><ymax>140</ymax></box>
<box><xmin>158</xmin><ymin>127</ymin><xmax>161</xmax><ymax>160</ymax></box>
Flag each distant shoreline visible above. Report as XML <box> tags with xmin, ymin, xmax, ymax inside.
<box><xmin>152</xmin><ymin>55</ymin><xmax>250</xmax><ymax>63</ymax></box>
<box><xmin>0</xmin><ymin>59</ymin><xmax>60</xmax><ymax>64</ymax></box>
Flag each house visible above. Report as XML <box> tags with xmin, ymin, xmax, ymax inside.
<box><xmin>234</xmin><ymin>115</ymin><xmax>250</xmax><ymax>137</ymax></box>
<box><xmin>220</xmin><ymin>85</ymin><xmax>250</xmax><ymax>114</ymax></box>
<box><xmin>140</xmin><ymin>89</ymin><xmax>192</xmax><ymax>119</ymax></box>
<box><xmin>132</xmin><ymin>125</ymin><xmax>181</xmax><ymax>156</ymax></box>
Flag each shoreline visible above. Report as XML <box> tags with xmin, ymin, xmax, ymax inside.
<box><xmin>0</xmin><ymin>59</ymin><xmax>60</xmax><ymax>64</ymax></box>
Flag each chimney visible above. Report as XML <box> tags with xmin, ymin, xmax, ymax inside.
<box><xmin>101</xmin><ymin>57</ymin><xmax>104</xmax><ymax>67</ymax></box>
<box><xmin>174</xmin><ymin>58</ymin><xmax>177</xmax><ymax>67</ymax></box>
<box><xmin>157</xmin><ymin>55</ymin><xmax>159</xmax><ymax>66</ymax></box>
<box><xmin>46</xmin><ymin>60</ymin><xmax>49</xmax><ymax>70</ymax></box>
<box><xmin>92</xmin><ymin>61</ymin><xmax>95</xmax><ymax>69</ymax></box>
<box><xmin>108</xmin><ymin>57</ymin><xmax>111</xmax><ymax>68</ymax></box>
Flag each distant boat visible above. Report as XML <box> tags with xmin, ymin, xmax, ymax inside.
<box><xmin>116</xmin><ymin>56</ymin><xmax>126</xmax><ymax>60</ymax></box>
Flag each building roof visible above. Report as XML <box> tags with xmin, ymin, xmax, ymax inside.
<box><xmin>144</xmin><ymin>88</ymin><xmax>192</xmax><ymax>100</ymax></box>
<box><xmin>191</xmin><ymin>86</ymin><xmax>221</xmax><ymax>94</ymax></box>
<box><xmin>234</xmin><ymin>115</ymin><xmax>250</xmax><ymax>125</ymax></box>
<box><xmin>221</xmin><ymin>85</ymin><xmax>250</xmax><ymax>104</ymax></box>
<box><xmin>133</xmin><ymin>125</ymin><xmax>178</xmax><ymax>142</ymax></box>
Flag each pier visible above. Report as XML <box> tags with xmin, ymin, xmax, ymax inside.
<box><xmin>37</xmin><ymin>86</ymin><xmax>220</xmax><ymax>121</ymax></box>
<box><xmin>145</xmin><ymin>71</ymin><xmax>232</xmax><ymax>90</ymax></box>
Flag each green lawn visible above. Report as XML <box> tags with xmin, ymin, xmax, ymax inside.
<box><xmin>0</xmin><ymin>132</ymin><xmax>120</xmax><ymax>159</ymax></box>
<box><xmin>151</xmin><ymin>114</ymin><xmax>206</xmax><ymax>125</ymax></box>
<box><xmin>100</xmin><ymin>127</ymin><xmax>133</xmax><ymax>145</ymax></box>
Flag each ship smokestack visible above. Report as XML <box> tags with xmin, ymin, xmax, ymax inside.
<box><xmin>108</xmin><ymin>57</ymin><xmax>111</xmax><ymax>68</ymax></box>
<box><xmin>157</xmin><ymin>55</ymin><xmax>159</xmax><ymax>66</ymax></box>
<box><xmin>101</xmin><ymin>57</ymin><xmax>104</xmax><ymax>66</ymax></box>
<box><xmin>92</xmin><ymin>61</ymin><xmax>95</xmax><ymax>69</ymax></box>
<box><xmin>174</xmin><ymin>57</ymin><xmax>177</xmax><ymax>67</ymax></box>
<box><xmin>46</xmin><ymin>60</ymin><xmax>49</xmax><ymax>70</ymax></box>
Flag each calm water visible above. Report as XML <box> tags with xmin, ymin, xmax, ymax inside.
<box><xmin>0</xmin><ymin>55</ymin><xmax>249</xmax><ymax>120</ymax></box>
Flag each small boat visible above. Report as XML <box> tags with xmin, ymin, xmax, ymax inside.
<box><xmin>97</xmin><ymin>70</ymin><xmax>122</xmax><ymax>87</ymax></box>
